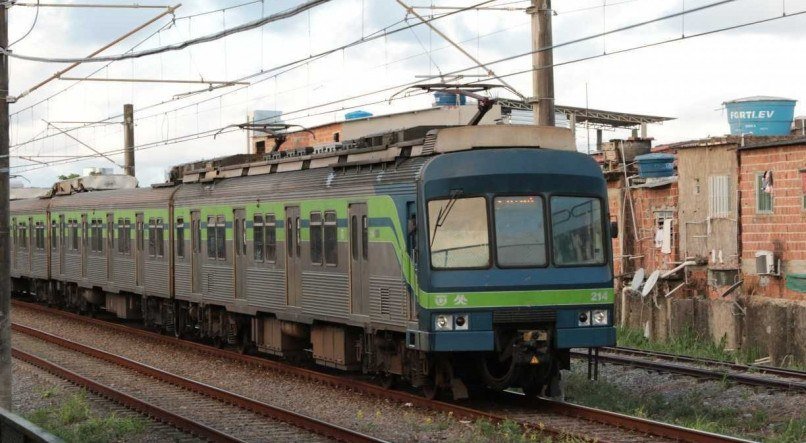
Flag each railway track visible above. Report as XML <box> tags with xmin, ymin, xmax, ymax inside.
<box><xmin>12</xmin><ymin>299</ymin><xmax>753</xmax><ymax>442</ymax></box>
<box><xmin>571</xmin><ymin>346</ymin><xmax>806</xmax><ymax>391</ymax></box>
<box><xmin>12</xmin><ymin>321</ymin><xmax>384</xmax><ymax>443</ymax></box>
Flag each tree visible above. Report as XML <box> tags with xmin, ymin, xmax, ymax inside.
<box><xmin>58</xmin><ymin>173</ymin><xmax>80</xmax><ymax>181</ymax></box>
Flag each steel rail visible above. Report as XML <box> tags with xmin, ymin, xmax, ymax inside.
<box><xmin>11</xmin><ymin>348</ymin><xmax>241</xmax><ymax>443</ymax></box>
<box><xmin>571</xmin><ymin>349</ymin><xmax>806</xmax><ymax>392</ymax></box>
<box><xmin>12</xmin><ymin>299</ymin><xmax>750</xmax><ymax>442</ymax></box>
<box><xmin>12</xmin><ymin>322</ymin><xmax>384</xmax><ymax>443</ymax></box>
<box><xmin>607</xmin><ymin>346</ymin><xmax>806</xmax><ymax>380</ymax></box>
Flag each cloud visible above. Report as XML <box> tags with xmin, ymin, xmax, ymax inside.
<box><xmin>7</xmin><ymin>0</ymin><xmax>806</xmax><ymax>187</ymax></box>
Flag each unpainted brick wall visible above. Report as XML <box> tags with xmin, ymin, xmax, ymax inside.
<box><xmin>739</xmin><ymin>144</ymin><xmax>806</xmax><ymax>301</ymax></box>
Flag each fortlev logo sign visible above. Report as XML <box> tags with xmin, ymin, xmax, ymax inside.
<box><xmin>729</xmin><ymin>110</ymin><xmax>776</xmax><ymax>120</ymax></box>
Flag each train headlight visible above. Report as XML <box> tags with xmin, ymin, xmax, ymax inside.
<box><xmin>454</xmin><ymin>314</ymin><xmax>469</xmax><ymax>330</ymax></box>
<box><xmin>592</xmin><ymin>310</ymin><xmax>609</xmax><ymax>326</ymax></box>
<box><xmin>578</xmin><ymin>311</ymin><xmax>590</xmax><ymax>326</ymax></box>
<box><xmin>435</xmin><ymin>314</ymin><xmax>453</xmax><ymax>331</ymax></box>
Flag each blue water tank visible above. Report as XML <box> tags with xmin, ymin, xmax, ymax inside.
<box><xmin>345</xmin><ymin>110</ymin><xmax>373</xmax><ymax>120</ymax></box>
<box><xmin>635</xmin><ymin>153</ymin><xmax>675</xmax><ymax>178</ymax></box>
<box><xmin>724</xmin><ymin>96</ymin><xmax>796</xmax><ymax>136</ymax></box>
<box><xmin>434</xmin><ymin>92</ymin><xmax>467</xmax><ymax>106</ymax></box>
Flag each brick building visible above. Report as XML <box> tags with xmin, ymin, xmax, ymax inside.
<box><xmin>738</xmin><ymin>137</ymin><xmax>806</xmax><ymax>300</ymax></box>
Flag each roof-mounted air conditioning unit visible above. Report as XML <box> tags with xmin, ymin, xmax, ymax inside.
<box><xmin>755</xmin><ymin>250</ymin><xmax>780</xmax><ymax>276</ymax></box>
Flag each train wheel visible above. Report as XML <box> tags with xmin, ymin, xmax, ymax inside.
<box><xmin>422</xmin><ymin>383</ymin><xmax>438</xmax><ymax>400</ymax></box>
<box><xmin>380</xmin><ymin>373</ymin><xmax>397</xmax><ymax>390</ymax></box>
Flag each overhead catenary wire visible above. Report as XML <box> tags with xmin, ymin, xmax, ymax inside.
<box><xmin>10</xmin><ymin>3</ymin><xmax>806</xmax><ymax>173</ymax></box>
<box><xmin>10</xmin><ymin>0</ymin><xmax>499</xmax><ymax>149</ymax></box>
<box><xmin>1</xmin><ymin>0</ymin><xmax>334</xmax><ymax>63</ymax></box>
<box><xmin>8</xmin><ymin>0</ymin><xmax>39</xmax><ymax>47</ymax></box>
<box><xmin>8</xmin><ymin>0</ymin><xmax>738</xmax><ymax>157</ymax></box>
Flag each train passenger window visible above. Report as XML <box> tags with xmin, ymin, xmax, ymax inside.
<box><xmin>351</xmin><ymin>216</ymin><xmax>358</xmax><ymax>260</ymax></box>
<box><xmin>217</xmin><ymin>216</ymin><xmax>227</xmax><ymax>260</ymax></box>
<box><xmin>207</xmin><ymin>217</ymin><xmax>216</xmax><ymax>258</ymax></box>
<box><xmin>324</xmin><ymin>211</ymin><xmax>338</xmax><ymax>266</ymax></box>
<box><xmin>265</xmin><ymin>214</ymin><xmax>276</xmax><ymax>262</ymax></box>
<box><xmin>12</xmin><ymin>218</ymin><xmax>17</xmax><ymax>250</ymax></box>
<box><xmin>70</xmin><ymin>220</ymin><xmax>79</xmax><ymax>251</ymax></box>
<box><xmin>254</xmin><ymin>215</ymin><xmax>264</xmax><ymax>262</ymax></box>
<box><xmin>51</xmin><ymin>221</ymin><xmax>58</xmax><ymax>251</ymax></box>
<box><xmin>427</xmin><ymin>197</ymin><xmax>490</xmax><ymax>269</ymax></box>
<box><xmin>91</xmin><ymin>219</ymin><xmax>104</xmax><ymax>253</ymax></box>
<box><xmin>494</xmin><ymin>196</ymin><xmax>546</xmax><ymax>267</ymax></box>
<box><xmin>310</xmin><ymin>212</ymin><xmax>323</xmax><ymax>265</ymax></box>
<box><xmin>176</xmin><ymin>218</ymin><xmax>185</xmax><ymax>259</ymax></box>
<box><xmin>36</xmin><ymin>222</ymin><xmax>46</xmax><ymax>250</ymax></box>
<box><xmin>156</xmin><ymin>219</ymin><xmax>165</xmax><ymax>258</ymax></box>
<box><xmin>148</xmin><ymin>218</ymin><xmax>157</xmax><ymax>258</ymax></box>
<box><xmin>361</xmin><ymin>215</ymin><xmax>368</xmax><ymax>261</ymax></box>
<box><xmin>551</xmin><ymin>197</ymin><xmax>605</xmax><ymax>266</ymax></box>
<box><xmin>286</xmin><ymin>217</ymin><xmax>294</xmax><ymax>257</ymax></box>
<box><xmin>20</xmin><ymin>222</ymin><xmax>28</xmax><ymax>250</ymax></box>
<box><xmin>117</xmin><ymin>219</ymin><xmax>124</xmax><ymax>253</ymax></box>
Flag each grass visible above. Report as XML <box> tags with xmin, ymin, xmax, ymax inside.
<box><xmin>616</xmin><ymin>325</ymin><xmax>765</xmax><ymax>365</ymax></box>
<box><xmin>469</xmin><ymin>419</ymin><xmax>580</xmax><ymax>442</ymax></box>
<box><xmin>564</xmin><ymin>369</ymin><xmax>805</xmax><ymax>442</ymax></box>
<box><xmin>25</xmin><ymin>390</ymin><xmax>147</xmax><ymax>443</ymax></box>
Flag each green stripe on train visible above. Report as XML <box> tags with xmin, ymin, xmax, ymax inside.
<box><xmin>419</xmin><ymin>287</ymin><xmax>615</xmax><ymax>309</ymax></box>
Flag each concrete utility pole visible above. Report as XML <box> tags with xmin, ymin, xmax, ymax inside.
<box><xmin>123</xmin><ymin>104</ymin><xmax>135</xmax><ymax>177</ymax></box>
<box><xmin>529</xmin><ymin>0</ymin><xmax>555</xmax><ymax>126</ymax></box>
<box><xmin>0</xmin><ymin>1</ymin><xmax>12</xmax><ymax>410</ymax></box>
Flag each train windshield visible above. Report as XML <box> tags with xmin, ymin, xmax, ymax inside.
<box><xmin>494</xmin><ymin>196</ymin><xmax>546</xmax><ymax>267</ymax></box>
<box><xmin>428</xmin><ymin>197</ymin><xmax>490</xmax><ymax>268</ymax></box>
<box><xmin>551</xmin><ymin>196</ymin><xmax>605</xmax><ymax>266</ymax></box>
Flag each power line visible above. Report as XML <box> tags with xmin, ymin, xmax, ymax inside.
<box><xmin>2</xmin><ymin>0</ymin><xmax>334</xmax><ymax>63</ymax></box>
<box><xmin>10</xmin><ymin>0</ymin><xmax>499</xmax><ymax>149</ymax></box>
<box><xmin>8</xmin><ymin>0</ymin><xmax>39</xmax><ymax>47</ymax></box>
<box><xmin>12</xmin><ymin>4</ymin><xmax>806</xmax><ymax>173</ymax></box>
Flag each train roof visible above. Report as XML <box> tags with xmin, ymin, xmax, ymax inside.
<box><xmin>172</xmin><ymin>125</ymin><xmax>575</xmax><ymax>185</ymax></box>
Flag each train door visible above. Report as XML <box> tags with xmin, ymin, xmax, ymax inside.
<box><xmin>26</xmin><ymin>217</ymin><xmax>33</xmax><ymax>273</ymax></box>
<box><xmin>80</xmin><ymin>214</ymin><xmax>88</xmax><ymax>278</ymax></box>
<box><xmin>349</xmin><ymin>204</ymin><xmax>370</xmax><ymax>316</ymax></box>
<box><xmin>285</xmin><ymin>206</ymin><xmax>301</xmax><ymax>307</ymax></box>
<box><xmin>59</xmin><ymin>215</ymin><xmax>65</xmax><ymax>276</ymax></box>
<box><xmin>233</xmin><ymin>209</ymin><xmax>247</xmax><ymax>299</ymax></box>
<box><xmin>191</xmin><ymin>210</ymin><xmax>201</xmax><ymax>293</ymax></box>
<box><xmin>135</xmin><ymin>213</ymin><xmax>145</xmax><ymax>287</ymax></box>
<box><xmin>106</xmin><ymin>213</ymin><xmax>114</xmax><ymax>282</ymax></box>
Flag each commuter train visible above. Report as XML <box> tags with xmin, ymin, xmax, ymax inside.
<box><xmin>10</xmin><ymin>125</ymin><xmax>616</xmax><ymax>399</ymax></box>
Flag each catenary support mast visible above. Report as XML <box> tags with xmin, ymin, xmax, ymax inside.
<box><xmin>529</xmin><ymin>0</ymin><xmax>555</xmax><ymax>126</ymax></box>
<box><xmin>0</xmin><ymin>1</ymin><xmax>12</xmax><ymax>409</ymax></box>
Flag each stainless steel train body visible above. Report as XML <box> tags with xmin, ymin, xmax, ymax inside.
<box><xmin>10</xmin><ymin>125</ymin><xmax>616</xmax><ymax>398</ymax></box>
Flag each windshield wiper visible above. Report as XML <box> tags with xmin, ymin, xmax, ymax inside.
<box><xmin>430</xmin><ymin>191</ymin><xmax>462</xmax><ymax>249</ymax></box>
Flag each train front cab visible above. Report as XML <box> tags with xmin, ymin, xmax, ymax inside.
<box><xmin>406</xmin><ymin>146</ymin><xmax>616</xmax><ymax>397</ymax></box>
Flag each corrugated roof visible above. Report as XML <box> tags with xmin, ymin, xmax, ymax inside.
<box><xmin>723</xmin><ymin>96</ymin><xmax>797</xmax><ymax>103</ymax></box>
<box><xmin>738</xmin><ymin>136</ymin><xmax>806</xmax><ymax>150</ymax></box>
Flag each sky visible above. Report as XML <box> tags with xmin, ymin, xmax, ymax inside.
<box><xmin>6</xmin><ymin>0</ymin><xmax>806</xmax><ymax>188</ymax></box>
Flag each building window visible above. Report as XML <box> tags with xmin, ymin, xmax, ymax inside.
<box><xmin>708</xmin><ymin>175</ymin><xmax>730</xmax><ymax>218</ymax></box>
<box><xmin>207</xmin><ymin>216</ymin><xmax>226</xmax><ymax>260</ymax></box>
<box><xmin>801</xmin><ymin>170</ymin><xmax>806</xmax><ymax>210</ymax></box>
<box><xmin>310</xmin><ymin>212</ymin><xmax>323</xmax><ymax>265</ymax></box>
<box><xmin>176</xmin><ymin>218</ymin><xmax>185</xmax><ymax>258</ymax></box>
<box><xmin>324</xmin><ymin>211</ymin><xmax>338</xmax><ymax>266</ymax></box>
<box><xmin>755</xmin><ymin>171</ymin><xmax>773</xmax><ymax>213</ymax></box>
